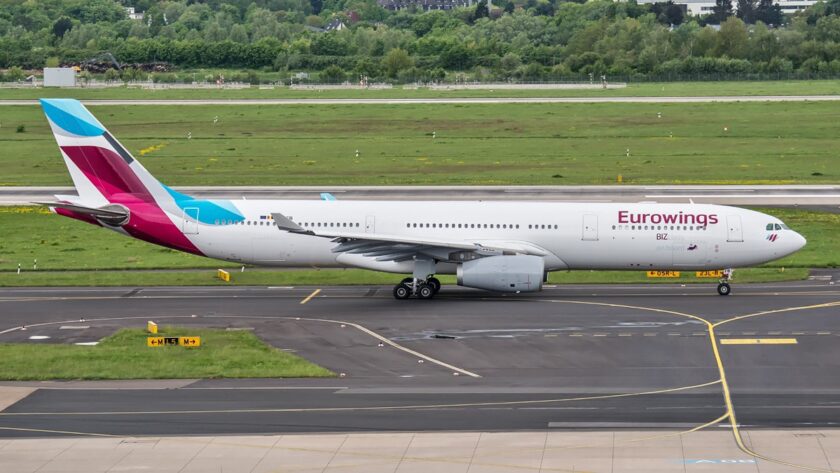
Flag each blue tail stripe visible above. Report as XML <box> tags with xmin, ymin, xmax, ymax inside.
<box><xmin>40</xmin><ymin>99</ymin><xmax>105</xmax><ymax>137</ymax></box>
<box><xmin>162</xmin><ymin>185</ymin><xmax>245</xmax><ymax>224</ymax></box>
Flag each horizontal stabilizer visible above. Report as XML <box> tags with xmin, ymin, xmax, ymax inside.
<box><xmin>34</xmin><ymin>201</ymin><xmax>129</xmax><ymax>226</ymax></box>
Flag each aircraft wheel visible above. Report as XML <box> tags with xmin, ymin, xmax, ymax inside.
<box><xmin>427</xmin><ymin>277</ymin><xmax>441</xmax><ymax>294</ymax></box>
<box><xmin>717</xmin><ymin>283</ymin><xmax>731</xmax><ymax>296</ymax></box>
<box><xmin>417</xmin><ymin>283</ymin><xmax>435</xmax><ymax>300</ymax></box>
<box><xmin>400</xmin><ymin>277</ymin><xmax>413</xmax><ymax>285</ymax></box>
<box><xmin>393</xmin><ymin>283</ymin><xmax>411</xmax><ymax>300</ymax></box>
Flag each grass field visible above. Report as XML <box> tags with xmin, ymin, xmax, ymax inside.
<box><xmin>2</xmin><ymin>101</ymin><xmax>838</xmax><ymax>186</ymax></box>
<box><xmin>2</xmin><ymin>80</ymin><xmax>840</xmax><ymax>100</ymax></box>
<box><xmin>0</xmin><ymin>327</ymin><xmax>333</xmax><ymax>380</ymax></box>
<box><xmin>0</xmin><ymin>206</ymin><xmax>833</xmax><ymax>286</ymax></box>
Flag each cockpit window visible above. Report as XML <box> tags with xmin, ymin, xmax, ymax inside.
<box><xmin>775</xmin><ymin>223</ymin><xmax>783</xmax><ymax>230</ymax></box>
<box><xmin>766</xmin><ymin>223</ymin><xmax>774</xmax><ymax>231</ymax></box>
<box><xmin>780</xmin><ymin>223</ymin><xmax>790</xmax><ymax>230</ymax></box>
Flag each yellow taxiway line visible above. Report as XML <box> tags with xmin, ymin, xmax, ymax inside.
<box><xmin>299</xmin><ymin>288</ymin><xmax>321</xmax><ymax>304</ymax></box>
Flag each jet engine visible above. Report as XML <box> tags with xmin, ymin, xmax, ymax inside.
<box><xmin>456</xmin><ymin>255</ymin><xmax>544</xmax><ymax>293</ymax></box>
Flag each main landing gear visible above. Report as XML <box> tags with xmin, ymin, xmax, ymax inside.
<box><xmin>717</xmin><ymin>268</ymin><xmax>733</xmax><ymax>296</ymax></box>
<box><xmin>393</xmin><ymin>277</ymin><xmax>441</xmax><ymax>300</ymax></box>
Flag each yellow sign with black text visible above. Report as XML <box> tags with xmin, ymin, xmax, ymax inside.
<box><xmin>696</xmin><ymin>270</ymin><xmax>724</xmax><ymax>278</ymax></box>
<box><xmin>179</xmin><ymin>336</ymin><xmax>201</xmax><ymax>347</ymax></box>
<box><xmin>147</xmin><ymin>336</ymin><xmax>200</xmax><ymax>347</ymax></box>
<box><xmin>647</xmin><ymin>271</ymin><xmax>680</xmax><ymax>278</ymax></box>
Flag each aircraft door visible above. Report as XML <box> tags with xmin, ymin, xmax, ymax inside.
<box><xmin>365</xmin><ymin>215</ymin><xmax>375</xmax><ymax>233</ymax></box>
<box><xmin>581</xmin><ymin>214</ymin><xmax>598</xmax><ymax>241</ymax></box>
<box><xmin>183</xmin><ymin>207</ymin><xmax>199</xmax><ymax>234</ymax></box>
<box><xmin>726</xmin><ymin>215</ymin><xmax>743</xmax><ymax>242</ymax></box>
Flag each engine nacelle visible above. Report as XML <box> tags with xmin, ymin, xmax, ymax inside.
<box><xmin>456</xmin><ymin>255</ymin><xmax>544</xmax><ymax>293</ymax></box>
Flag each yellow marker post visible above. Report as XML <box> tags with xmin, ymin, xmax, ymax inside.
<box><xmin>147</xmin><ymin>321</ymin><xmax>158</xmax><ymax>334</ymax></box>
<box><xmin>720</xmin><ymin>338</ymin><xmax>798</xmax><ymax>345</ymax></box>
<box><xmin>179</xmin><ymin>336</ymin><xmax>201</xmax><ymax>347</ymax></box>
<box><xmin>217</xmin><ymin>269</ymin><xmax>231</xmax><ymax>282</ymax></box>
<box><xmin>647</xmin><ymin>271</ymin><xmax>680</xmax><ymax>278</ymax></box>
<box><xmin>696</xmin><ymin>270</ymin><xmax>724</xmax><ymax>278</ymax></box>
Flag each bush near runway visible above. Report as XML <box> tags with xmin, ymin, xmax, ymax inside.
<box><xmin>2</xmin><ymin>81</ymin><xmax>840</xmax><ymax>100</ymax></box>
<box><xmin>0</xmin><ymin>206</ymin><xmax>831</xmax><ymax>286</ymax></box>
<box><xmin>0</xmin><ymin>328</ymin><xmax>333</xmax><ymax>380</ymax></box>
<box><xmin>1</xmin><ymin>101</ymin><xmax>837</xmax><ymax>186</ymax></box>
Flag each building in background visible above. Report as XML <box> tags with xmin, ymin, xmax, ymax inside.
<box><xmin>378</xmin><ymin>0</ymin><xmax>473</xmax><ymax>11</ymax></box>
<box><xmin>125</xmin><ymin>7</ymin><xmax>144</xmax><ymax>21</ymax></box>
<box><xmin>636</xmin><ymin>0</ymin><xmax>815</xmax><ymax>16</ymax></box>
<box><xmin>43</xmin><ymin>68</ymin><xmax>77</xmax><ymax>87</ymax></box>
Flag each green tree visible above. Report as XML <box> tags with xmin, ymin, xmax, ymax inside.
<box><xmin>320</xmin><ymin>64</ymin><xmax>346</xmax><ymax>82</ymax></box>
<box><xmin>6</xmin><ymin>66</ymin><xmax>25</xmax><ymax>82</ymax></box>
<box><xmin>711</xmin><ymin>0</ymin><xmax>734</xmax><ymax>23</ymax></box>
<box><xmin>52</xmin><ymin>17</ymin><xmax>73</xmax><ymax>38</ymax></box>
<box><xmin>714</xmin><ymin>16</ymin><xmax>749</xmax><ymax>58</ymax></box>
<box><xmin>381</xmin><ymin>48</ymin><xmax>412</xmax><ymax>78</ymax></box>
<box><xmin>104</xmin><ymin>68</ymin><xmax>120</xmax><ymax>82</ymax></box>
<box><xmin>755</xmin><ymin>0</ymin><xmax>783</xmax><ymax>25</ymax></box>
<box><xmin>736</xmin><ymin>0</ymin><xmax>756</xmax><ymax>23</ymax></box>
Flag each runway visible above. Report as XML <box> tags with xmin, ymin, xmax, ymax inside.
<box><xmin>4</xmin><ymin>184</ymin><xmax>840</xmax><ymax>206</ymax></box>
<box><xmin>0</xmin><ymin>276</ymin><xmax>839</xmax><ymax>438</ymax></box>
<box><xmin>2</xmin><ymin>95</ymin><xmax>840</xmax><ymax>105</ymax></box>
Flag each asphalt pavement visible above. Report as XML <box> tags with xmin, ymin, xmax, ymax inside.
<box><xmin>0</xmin><ymin>277</ymin><xmax>838</xmax><ymax>437</ymax></box>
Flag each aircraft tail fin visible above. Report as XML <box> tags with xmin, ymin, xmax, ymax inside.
<box><xmin>39</xmin><ymin>99</ymin><xmax>172</xmax><ymax>206</ymax></box>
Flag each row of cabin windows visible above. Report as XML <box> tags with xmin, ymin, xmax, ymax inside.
<box><xmin>612</xmin><ymin>224</ymin><xmax>707</xmax><ymax>231</ymax></box>
<box><xmin>405</xmin><ymin>223</ymin><xmax>560</xmax><ymax>230</ymax></box>
<box><xmin>213</xmin><ymin>220</ymin><xmax>361</xmax><ymax>228</ymax></box>
<box><xmin>215</xmin><ymin>220</ymin><xmax>272</xmax><ymax>226</ymax></box>
<box><xmin>302</xmin><ymin>222</ymin><xmax>360</xmax><ymax>228</ymax></box>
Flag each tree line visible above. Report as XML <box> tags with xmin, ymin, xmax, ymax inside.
<box><xmin>2</xmin><ymin>0</ymin><xmax>840</xmax><ymax>82</ymax></box>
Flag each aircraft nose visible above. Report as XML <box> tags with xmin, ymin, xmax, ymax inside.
<box><xmin>794</xmin><ymin>231</ymin><xmax>807</xmax><ymax>250</ymax></box>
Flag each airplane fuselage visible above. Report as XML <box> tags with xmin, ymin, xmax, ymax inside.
<box><xmin>144</xmin><ymin>200</ymin><xmax>804</xmax><ymax>274</ymax></box>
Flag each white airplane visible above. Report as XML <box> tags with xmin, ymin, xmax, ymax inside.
<box><xmin>38</xmin><ymin>99</ymin><xmax>806</xmax><ymax>299</ymax></box>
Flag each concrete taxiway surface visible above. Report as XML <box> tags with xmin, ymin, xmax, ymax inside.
<box><xmin>4</xmin><ymin>185</ymin><xmax>840</xmax><ymax>206</ymax></box>
<box><xmin>3</xmin><ymin>430</ymin><xmax>839</xmax><ymax>473</ymax></box>
<box><xmin>2</xmin><ymin>278</ymin><xmax>840</xmax><ymax>472</ymax></box>
<box><xmin>0</xmin><ymin>277</ymin><xmax>838</xmax><ymax>439</ymax></box>
<box><xmin>2</xmin><ymin>95</ymin><xmax>840</xmax><ymax>105</ymax></box>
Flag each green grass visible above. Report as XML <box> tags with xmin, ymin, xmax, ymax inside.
<box><xmin>2</xmin><ymin>80</ymin><xmax>840</xmax><ymax>100</ymax></box>
<box><xmin>0</xmin><ymin>327</ymin><xmax>334</xmax><ymax>380</ymax></box>
<box><xmin>0</xmin><ymin>206</ymin><xmax>833</xmax><ymax>287</ymax></box>
<box><xmin>0</xmin><ymin>267</ymin><xmax>809</xmax><ymax>287</ymax></box>
<box><xmin>2</xmin><ymin>100</ymin><xmax>839</xmax><ymax>186</ymax></box>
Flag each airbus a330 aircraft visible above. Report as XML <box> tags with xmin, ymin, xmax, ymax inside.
<box><xmin>38</xmin><ymin>99</ymin><xmax>806</xmax><ymax>299</ymax></box>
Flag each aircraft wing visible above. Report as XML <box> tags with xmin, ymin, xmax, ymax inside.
<box><xmin>271</xmin><ymin>213</ymin><xmax>548</xmax><ymax>262</ymax></box>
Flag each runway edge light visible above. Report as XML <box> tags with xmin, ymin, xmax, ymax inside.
<box><xmin>147</xmin><ymin>321</ymin><xmax>158</xmax><ymax>334</ymax></box>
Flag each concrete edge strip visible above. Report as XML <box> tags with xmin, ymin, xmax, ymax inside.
<box><xmin>0</xmin><ymin>387</ymin><xmax>37</xmax><ymax>412</ymax></box>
